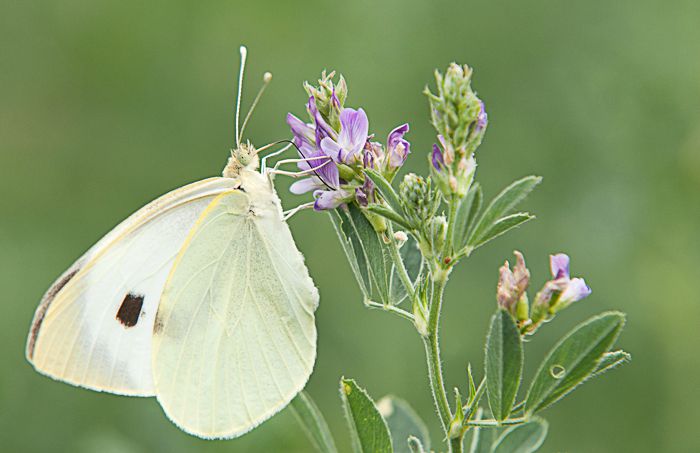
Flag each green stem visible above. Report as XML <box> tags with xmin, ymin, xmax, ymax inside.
<box><xmin>422</xmin><ymin>276</ymin><xmax>452</xmax><ymax>436</ymax></box>
<box><xmin>466</xmin><ymin>417</ymin><xmax>527</xmax><ymax>427</ymax></box>
<box><xmin>365</xmin><ymin>300</ymin><xmax>415</xmax><ymax>321</ymax></box>
<box><xmin>386</xmin><ymin>223</ymin><xmax>417</xmax><ymax>303</ymax></box>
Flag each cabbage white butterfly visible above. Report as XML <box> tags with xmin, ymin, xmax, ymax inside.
<box><xmin>26</xmin><ymin>46</ymin><xmax>319</xmax><ymax>439</ymax></box>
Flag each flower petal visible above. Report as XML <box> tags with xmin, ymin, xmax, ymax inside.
<box><xmin>388</xmin><ymin>123</ymin><xmax>409</xmax><ymax>146</ymax></box>
<box><xmin>560</xmin><ymin>278</ymin><xmax>592</xmax><ymax>304</ymax></box>
<box><xmin>387</xmin><ymin>123</ymin><xmax>410</xmax><ymax>169</ymax></box>
<box><xmin>286</xmin><ymin>113</ymin><xmax>315</xmax><ymax>144</ymax></box>
<box><xmin>289</xmin><ymin>177</ymin><xmax>321</xmax><ymax>195</ymax></box>
<box><xmin>338</xmin><ymin>108</ymin><xmax>369</xmax><ymax>157</ymax></box>
<box><xmin>476</xmin><ymin>100</ymin><xmax>488</xmax><ymax>132</ymax></box>
<box><xmin>313</xmin><ymin>189</ymin><xmax>348</xmax><ymax>211</ymax></box>
<box><xmin>550</xmin><ymin>253</ymin><xmax>570</xmax><ymax>279</ymax></box>
<box><xmin>432</xmin><ymin>144</ymin><xmax>445</xmax><ymax>170</ymax></box>
<box><xmin>320</xmin><ymin>137</ymin><xmax>344</xmax><ymax>163</ymax></box>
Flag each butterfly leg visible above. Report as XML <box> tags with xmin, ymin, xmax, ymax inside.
<box><xmin>259</xmin><ymin>142</ymin><xmax>293</xmax><ymax>173</ymax></box>
<box><xmin>265</xmin><ymin>157</ymin><xmax>332</xmax><ymax>180</ymax></box>
<box><xmin>283</xmin><ymin>201</ymin><xmax>315</xmax><ymax>220</ymax></box>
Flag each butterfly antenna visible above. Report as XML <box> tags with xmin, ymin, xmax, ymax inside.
<box><xmin>235</xmin><ymin>45</ymin><xmax>248</xmax><ymax>148</ymax></box>
<box><xmin>238</xmin><ymin>71</ymin><xmax>272</xmax><ymax>144</ymax></box>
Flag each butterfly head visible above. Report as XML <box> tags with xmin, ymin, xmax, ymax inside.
<box><xmin>223</xmin><ymin>142</ymin><xmax>260</xmax><ymax>178</ymax></box>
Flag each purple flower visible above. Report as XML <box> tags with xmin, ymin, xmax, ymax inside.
<box><xmin>535</xmin><ymin>253</ymin><xmax>591</xmax><ymax>311</ymax></box>
<box><xmin>355</xmin><ymin>175</ymin><xmax>374</xmax><ymax>207</ymax></box>
<box><xmin>549</xmin><ymin>253</ymin><xmax>591</xmax><ymax>304</ymax></box>
<box><xmin>314</xmin><ymin>188</ymin><xmax>350</xmax><ymax>211</ymax></box>
<box><xmin>320</xmin><ymin>108</ymin><xmax>369</xmax><ymax>164</ymax></box>
<box><xmin>432</xmin><ymin>144</ymin><xmax>445</xmax><ymax>171</ymax></box>
<box><xmin>287</xmin><ymin>112</ymin><xmax>317</xmax><ymax>155</ymax></box>
<box><xmin>386</xmin><ymin>123</ymin><xmax>410</xmax><ymax>169</ymax></box>
<box><xmin>550</xmin><ymin>253</ymin><xmax>570</xmax><ymax>280</ymax></box>
<box><xmin>287</xmin><ymin>110</ymin><xmax>341</xmax><ymax>206</ymax></box>
<box><xmin>476</xmin><ymin>100</ymin><xmax>488</xmax><ymax>133</ymax></box>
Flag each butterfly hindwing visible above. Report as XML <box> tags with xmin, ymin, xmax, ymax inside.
<box><xmin>27</xmin><ymin>177</ymin><xmax>239</xmax><ymax>396</ymax></box>
<box><xmin>152</xmin><ymin>172</ymin><xmax>319</xmax><ymax>439</ymax></box>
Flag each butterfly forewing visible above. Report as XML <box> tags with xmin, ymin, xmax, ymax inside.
<box><xmin>27</xmin><ymin>177</ymin><xmax>239</xmax><ymax>396</ymax></box>
<box><xmin>152</xmin><ymin>172</ymin><xmax>318</xmax><ymax>439</ymax></box>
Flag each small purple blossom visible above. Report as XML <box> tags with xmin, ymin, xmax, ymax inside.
<box><xmin>550</xmin><ymin>253</ymin><xmax>570</xmax><ymax>280</ymax></box>
<box><xmin>536</xmin><ymin>253</ymin><xmax>591</xmax><ymax>310</ymax></box>
<box><xmin>432</xmin><ymin>144</ymin><xmax>445</xmax><ymax>171</ymax></box>
<box><xmin>287</xmin><ymin>110</ymin><xmax>341</xmax><ymax>210</ymax></box>
<box><xmin>386</xmin><ymin>123</ymin><xmax>410</xmax><ymax>169</ymax></box>
<box><xmin>476</xmin><ymin>100</ymin><xmax>488</xmax><ymax>133</ymax></box>
<box><xmin>314</xmin><ymin>188</ymin><xmax>350</xmax><ymax>211</ymax></box>
<box><xmin>320</xmin><ymin>108</ymin><xmax>369</xmax><ymax>164</ymax></box>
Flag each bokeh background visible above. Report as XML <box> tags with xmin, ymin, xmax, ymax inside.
<box><xmin>2</xmin><ymin>0</ymin><xmax>699</xmax><ymax>451</ymax></box>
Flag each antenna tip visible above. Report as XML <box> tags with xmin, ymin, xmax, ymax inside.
<box><xmin>263</xmin><ymin>72</ymin><xmax>272</xmax><ymax>83</ymax></box>
<box><xmin>239</xmin><ymin>45</ymin><xmax>247</xmax><ymax>57</ymax></box>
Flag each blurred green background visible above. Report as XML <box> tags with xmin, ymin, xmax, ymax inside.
<box><xmin>2</xmin><ymin>0</ymin><xmax>699</xmax><ymax>451</ymax></box>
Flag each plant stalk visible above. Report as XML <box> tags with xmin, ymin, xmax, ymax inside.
<box><xmin>422</xmin><ymin>276</ymin><xmax>453</xmax><ymax>438</ymax></box>
<box><xmin>386</xmin><ymin>223</ymin><xmax>417</xmax><ymax>303</ymax></box>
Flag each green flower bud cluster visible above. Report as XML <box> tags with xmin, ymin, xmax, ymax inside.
<box><xmin>424</xmin><ymin>63</ymin><xmax>487</xmax><ymax>159</ymax></box>
<box><xmin>304</xmin><ymin>71</ymin><xmax>347</xmax><ymax>131</ymax></box>
<box><xmin>399</xmin><ymin>173</ymin><xmax>441</xmax><ymax>223</ymax></box>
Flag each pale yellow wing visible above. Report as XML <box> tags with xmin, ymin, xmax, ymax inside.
<box><xmin>152</xmin><ymin>174</ymin><xmax>318</xmax><ymax>439</ymax></box>
<box><xmin>27</xmin><ymin>177</ymin><xmax>239</xmax><ymax>396</ymax></box>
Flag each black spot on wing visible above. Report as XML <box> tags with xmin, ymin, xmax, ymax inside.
<box><xmin>27</xmin><ymin>267</ymin><xmax>80</xmax><ymax>359</ymax></box>
<box><xmin>116</xmin><ymin>293</ymin><xmax>144</xmax><ymax>328</ymax></box>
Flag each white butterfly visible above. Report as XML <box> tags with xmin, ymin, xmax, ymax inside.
<box><xmin>25</xmin><ymin>46</ymin><xmax>319</xmax><ymax>439</ymax></box>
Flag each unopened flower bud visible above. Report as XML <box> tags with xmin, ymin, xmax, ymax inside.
<box><xmin>394</xmin><ymin>230</ymin><xmax>408</xmax><ymax>244</ymax></box>
<box><xmin>400</xmin><ymin>173</ymin><xmax>439</xmax><ymax>222</ymax></box>
<box><xmin>304</xmin><ymin>71</ymin><xmax>346</xmax><ymax>131</ymax></box>
<box><xmin>425</xmin><ymin>64</ymin><xmax>488</xmax><ymax>160</ymax></box>
<box><xmin>385</xmin><ymin>124</ymin><xmax>411</xmax><ymax>174</ymax></box>
<box><xmin>496</xmin><ymin>251</ymin><xmax>531</xmax><ymax>316</ymax></box>
<box><xmin>430</xmin><ymin>215</ymin><xmax>447</xmax><ymax>252</ymax></box>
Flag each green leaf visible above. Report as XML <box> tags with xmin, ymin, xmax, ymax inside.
<box><xmin>407</xmin><ymin>436</ymin><xmax>426</xmax><ymax>453</ymax></box>
<box><xmin>525</xmin><ymin>312</ymin><xmax>626</xmax><ymax>415</ymax></box>
<box><xmin>400</xmin><ymin>236</ymin><xmax>422</xmax><ymax>283</ymax></box>
<box><xmin>469</xmin><ymin>213</ymin><xmax>534</xmax><ymax>249</ymax></box>
<box><xmin>468</xmin><ymin>176</ymin><xmax>541</xmax><ymax>247</ymax></box>
<box><xmin>491</xmin><ymin>418</ymin><xmax>548</xmax><ymax>453</ymax></box>
<box><xmin>378</xmin><ymin>396</ymin><xmax>430</xmax><ymax>453</ymax></box>
<box><xmin>367</xmin><ymin>204</ymin><xmax>414</xmax><ymax>230</ymax></box>
<box><xmin>365</xmin><ymin>169</ymin><xmax>404</xmax><ymax>215</ymax></box>
<box><xmin>389</xmin><ymin>236</ymin><xmax>422</xmax><ymax>305</ymax></box>
<box><xmin>290</xmin><ymin>391</ymin><xmax>339</xmax><ymax>453</ymax></box>
<box><xmin>340</xmin><ymin>378</ymin><xmax>393</xmax><ymax>453</ymax></box>
<box><xmin>593</xmin><ymin>350</ymin><xmax>631</xmax><ymax>377</ymax></box>
<box><xmin>329</xmin><ymin>208</ymin><xmax>370</xmax><ymax>299</ymax></box>
<box><xmin>485</xmin><ymin>309</ymin><xmax>524</xmax><ymax>421</ymax></box>
<box><xmin>329</xmin><ymin>205</ymin><xmax>393</xmax><ymax>305</ymax></box>
<box><xmin>453</xmin><ymin>182</ymin><xmax>482</xmax><ymax>250</ymax></box>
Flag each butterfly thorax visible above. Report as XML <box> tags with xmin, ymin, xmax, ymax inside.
<box><xmin>222</xmin><ymin>142</ymin><xmax>259</xmax><ymax>178</ymax></box>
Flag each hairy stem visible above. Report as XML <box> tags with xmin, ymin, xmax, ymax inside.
<box><xmin>450</xmin><ymin>436</ymin><xmax>464</xmax><ymax>453</ymax></box>
<box><xmin>365</xmin><ymin>300</ymin><xmax>415</xmax><ymax>321</ymax></box>
<box><xmin>466</xmin><ymin>417</ymin><xmax>526</xmax><ymax>427</ymax></box>
<box><xmin>422</xmin><ymin>276</ymin><xmax>453</xmax><ymax>437</ymax></box>
<box><xmin>386</xmin><ymin>223</ymin><xmax>417</xmax><ymax>303</ymax></box>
